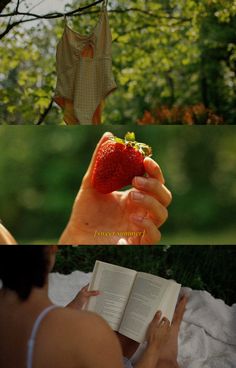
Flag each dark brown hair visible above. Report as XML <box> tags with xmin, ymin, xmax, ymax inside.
<box><xmin>0</xmin><ymin>245</ymin><xmax>50</xmax><ymax>300</ymax></box>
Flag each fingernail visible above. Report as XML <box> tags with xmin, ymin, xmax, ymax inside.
<box><xmin>131</xmin><ymin>191</ymin><xmax>144</xmax><ymax>201</ymax></box>
<box><xmin>163</xmin><ymin>317</ymin><xmax>169</xmax><ymax>323</ymax></box>
<box><xmin>135</xmin><ymin>177</ymin><xmax>147</xmax><ymax>188</ymax></box>
<box><xmin>130</xmin><ymin>214</ymin><xmax>143</xmax><ymax>223</ymax></box>
<box><xmin>117</xmin><ymin>238</ymin><xmax>128</xmax><ymax>245</ymax></box>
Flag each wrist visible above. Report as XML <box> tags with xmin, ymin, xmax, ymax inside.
<box><xmin>134</xmin><ymin>344</ymin><xmax>160</xmax><ymax>368</ymax></box>
<box><xmin>58</xmin><ymin>221</ymin><xmax>79</xmax><ymax>245</ymax></box>
<box><xmin>66</xmin><ymin>298</ymin><xmax>83</xmax><ymax>310</ymax></box>
<box><xmin>145</xmin><ymin>343</ymin><xmax>161</xmax><ymax>360</ymax></box>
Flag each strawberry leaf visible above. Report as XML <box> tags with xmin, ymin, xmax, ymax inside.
<box><xmin>124</xmin><ymin>132</ymin><xmax>136</xmax><ymax>142</ymax></box>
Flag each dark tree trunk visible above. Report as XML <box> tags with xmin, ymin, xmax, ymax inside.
<box><xmin>200</xmin><ymin>54</ymin><xmax>209</xmax><ymax>108</ymax></box>
<box><xmin>166</xmin><ymin>72</ymin><xmax>175</xmax><ymax>106</ymax></box>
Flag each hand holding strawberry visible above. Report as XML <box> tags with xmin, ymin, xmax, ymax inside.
<box><xmin>59</xmin><ymin>132</ymin><xmax>172</xmax><ymax>245</ymax></box>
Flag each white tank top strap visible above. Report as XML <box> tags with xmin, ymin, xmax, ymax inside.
<box><xmin>123</xmin><ymin>357</ymin><xmax>134</xmax><ymax>368</ymax></box>
<box><xmin>27</xmin><ymin>305</ymin><xmax>58</xmax><ymax>368</ymax></box>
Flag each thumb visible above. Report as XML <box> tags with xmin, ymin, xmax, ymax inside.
<box><xmin>81</xmin><ymin>132</ymin><xmax>113</xmax><ymax>189</ymax></box>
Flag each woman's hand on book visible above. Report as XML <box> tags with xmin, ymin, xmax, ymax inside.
<box><xmin>66</xmin><ymin>284</ymin><xmax>100</xmax><ymax>310</ymax></box>
<box><xmin>59</xmin><ymin>132</ymin><xmax>172</xmax><ymax>245</ymax></box>
<box><xmin>146</xmin><ymin>312</ymin><xmax>171</xmax><ymax>350</ymax></box>
<box><xmin>134</xmin><ymin>312</ymin><xmax>171</xmax><ymax>368</ymax></box>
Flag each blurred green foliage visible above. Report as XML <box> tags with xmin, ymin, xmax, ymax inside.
<box><xmin>54</xmin><ymin>245</ymin><xmax>236</xmax><ymax>305</ymax></box>
<box><xmin>0</xmin><ymin>0</ymin><xmax>236</xmax><ymax>124</ymax></box>
<box><xmin>0</xmin><ymin>126</ymin><xmax>236</xmax><ymax>243</ymax></box>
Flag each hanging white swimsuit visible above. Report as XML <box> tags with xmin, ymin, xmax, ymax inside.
<box><xmin>26</xmin><ymin>305</ymin><xmax>133</xmax><ymax>368</ymax></box>
<box><xmin>54</xmin><ymin>0</ymin><xmax>117</xmax><ymax>125</ymax></box>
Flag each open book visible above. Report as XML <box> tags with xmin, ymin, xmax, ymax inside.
<box><xmin>86</xmin><ymin>261</ymin><xmax>181</xmax><ymax>343</ymax></box>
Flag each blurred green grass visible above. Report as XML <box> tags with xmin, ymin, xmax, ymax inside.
<box><xmin>53</xmin><ymin>245</ymin><xmax>236</xmax><ymax>306</ymax></box>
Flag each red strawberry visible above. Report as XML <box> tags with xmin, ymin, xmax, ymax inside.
<box><xmin>92</xmin><ymin>132</ymin><xmax>152</xmax><ymax>194</ymax></box>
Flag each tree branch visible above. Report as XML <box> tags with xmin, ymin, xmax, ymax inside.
<box><xmin>110</xmin><ymin>7</ymin><xmax>190</xmax><ymax>21</ymax></box>
<box><xmin>0</xmin><ymin>2</ymin><xmax>190</xmax><ymax>40</ymax></box>
<box><xmin>0</xmin><ymin>19</ymin><xmax>22</xmax><ymax>39</ymax></box>
<box><xmin>0</xmin><ymin>0</ymin><xmax>104</xmax><ymax>39</ymax></box>
<box><xmin>0</xmin><ymin>0</ymin><xmax>11</xmax><ymax>14</ymax></box>
<box><xmin>0</xmin><ymin>5</ymin><xmax>190</xmax><ymax>21</ymax></box>
<box><xmin>15</xmin><ymin>0</ymin><xmax>20</xmax><ymax>12</ymax></box>
<box><xmin>113</xmin><ymin>17</ymin><xmax>189</xmax><ymax>43</ymax></box>
<box><xmin>0</xmin><ymin>0</ymin><xmax>103</xmax><ymax>18</ymax></box>
<box><xmin>35</xmin><ymin>99</ymin><xmax>54</xmax><ymax>125</ymax></box>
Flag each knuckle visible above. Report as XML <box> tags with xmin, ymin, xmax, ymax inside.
<box><xmin>156</xmin><ymin>229</ymin><xmax>161</xmax><ymax>243</ymax></box>
<box><xmin>153</xmin><ymin>162</ymin><xmax>160</xmax><ymax>172</ymax></box>
<box><xmin>166</xmin><ymin>190</ymin><xmax>172</xmax><ymax>207</ymax></box>
<box><xmin>161</xmin><ymin>207</ymin><xmax>168</xmax><ymax>223</ymax></box>
<box><xmin>148</xmin><ymin>228</ymin><xmax>161</xmax><ymax>245</ymax></box>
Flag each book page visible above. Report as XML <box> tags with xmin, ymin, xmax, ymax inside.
<box><xmin>157</xmin><ymin>281</ymin><xmax>181</xmax><ymax>322</ymax></box>
<box><xmin>119</xmin><ymin>272</ymin><xmax>179</xmax><ymax>343</ymax></box>
<box><xmin>86</xmin><ymin>261</ymin><xmax>137</xmax><ymax>331</ymax></box>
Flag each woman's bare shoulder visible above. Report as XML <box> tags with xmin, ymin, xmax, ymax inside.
<box><xmin>37</xmin><ymin>307</ymin><xmax>123</xmax><ymax>368</ymax></box>
<box><xmin>43</xmin><ymin>307</ymin><xmax>110</xmax><ymax>340</ymax></box>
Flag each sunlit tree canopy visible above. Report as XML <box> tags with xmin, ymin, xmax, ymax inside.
<box><xmin>0</xmin><ymin>0</ymin><xmax>236</xmax><ymax>124</ymax></box>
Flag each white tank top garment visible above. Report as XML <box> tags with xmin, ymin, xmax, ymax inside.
<box><xmin>54</xmin><ymin>0</ymin><xmax>117</xmax><ymax>125</ymax></box>
<box><xmin>26</xmin><ymin>304</ymin><xmax>133</xmax><ymax>368</ymax></box>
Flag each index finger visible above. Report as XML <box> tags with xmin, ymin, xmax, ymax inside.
<box><xmin>81</xmin><ymin>284</ymin><xmax>89</xmax><ymax>291</ymax></box>
<box><xmin>82</xmin><ymin>132</ymin><xmax>113</xmax><ymax>188</ymax></box>
<box><xmin>144</xmin><ymin>157</ymin><xmax>165</xmax><ymax>184</ymax></box>
<box><xmin>85</xmin><ymin>290</ymin><xmax>100</xmax><ymax>296</ymax></box>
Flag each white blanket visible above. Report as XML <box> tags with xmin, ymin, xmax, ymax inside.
<box><xmin>48</xmin><ymin>271</ymin><xmax>236</xmax><ymax>368</ymax></box>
